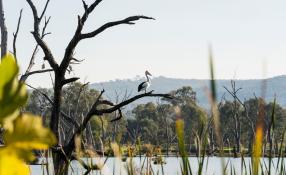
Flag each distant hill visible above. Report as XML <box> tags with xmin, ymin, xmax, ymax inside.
<box><xmin>90</xmin><ymin>75</ymin><xmax>286</xmax><ymax>109</ymax></box>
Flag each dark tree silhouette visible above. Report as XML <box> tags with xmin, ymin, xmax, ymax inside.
<box><xmin>23</xmin><ymin>0</ymin><xmax>172</xmax><ymax>174</ymax></box>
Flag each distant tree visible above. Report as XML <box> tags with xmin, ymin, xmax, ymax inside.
<box><xmin>164</xmin><ymin>86</ymin><xmax>208</xmax><ymax>154</ymax></box>
<box><xmin>90</xmin><ymin>112</ymin><xmax>127</xmax><ymax>145</ymax></box>
<box><xmin>219</xmin><ymin>100</ymin><xmax>243</xmax><ymax>151</ymax></box>
<box><xmin>165</xmin><ymin>86</ymin><xmax>196</xmax><ymax>106</ymax></box>
<box><xmin>223</xmin><ymin>80</ymin><xmax>245</xmax><ymax>153</ymax></box>
<box><xmin>264</xmin><ymin>100</ymin><xmax>286</xmax><ymax>154</ymax></box>
<box><xmin>129</xmin><ymin>101</ymin><xmax>176</xmax><ymax>149</ymax></box>
<box><xmin>132</xmin><ymin>102</ymin><xmax>160</xmax><ymax>144</ymax></box>
<box><xmin>24</xmin><ymin>87</ymin><xmax>52</xmax><ymax>125</ymax></box>
<box><xmin>156</xmin><ymin>103</ymin><xmax>176</xmax><ymax>155</ymax></box>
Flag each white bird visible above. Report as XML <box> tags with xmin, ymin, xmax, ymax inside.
<box><xmin>138</xmin><ymin>70</ymin><xmax>152</xmax><ymax>93</ymax></box>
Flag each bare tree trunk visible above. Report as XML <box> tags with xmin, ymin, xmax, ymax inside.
<box><xmin>86</xmin><ymin>122</ymin><xmax>95</xmax><ymax>148</ymax></box>
<box><xmin>234</xmin><ymin>114</ymin><xmax>241</xmax><ymax>153</ymax></box>
<box><xmin>99</xmin><ymin>116</ymin><xmax>105</xmax><ymax>143</ymax></box>
<box><xmin>0</xmin><ymin>0</ymin><xmax>7</xmax><ymax>145</ymax></box>
<box><xmin>224</xmin><ymin>80</ymin><xmax>243</xmax><ymax>153</ymax></box>
<box><xmin>50</xmin><ymin>76</ymin><xmax>62</xmax><ymax>141</ymax></box>
<box><xmin>0</xmin><ymin>0</ymin><xmax>7</xmax><ymax>58</ymax></box>
<box><xmin>52</xmin><ymin>148</ymin><xmax>71</xmax><ymax>175</ymax></box>
<box><xmin>166</xmin><ymin>121</ymin><xmax>169</xmax><ymax>156</ymax></box>
<box><xmin>50</xmin><ymin>76</ymin><xmax>65</xmax><ymax>175</ymax></box>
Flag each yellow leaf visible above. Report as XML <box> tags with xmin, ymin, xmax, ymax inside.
<box><xmin>0</xmin><ymin>148</ymin><xmax>30</xmax><ymax>175</ymax></box>
<box><xmin>4</xmin><ymin>113</ymin><xmax>57</xmax><ymax>150</ymax></box>
<box><xmin>0</xmin><ymin>54</ymin><xmax>28</xmax><ymax>124</ymax></box>
<box><xmin>2</xmin><ymin>110</ymin><xmax>19</xmax><ymax>131</ymax></box>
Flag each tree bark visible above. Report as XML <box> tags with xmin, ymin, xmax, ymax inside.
<box><xmin>50</xmin><ymin>75</ymin><xmax>63</xmax><ymax>142</ymax></box>
<box><xmin>50</xmin><ymin>74</ymin><xmax>65</xmax><ymax>174</ymax></box>
<box><xmin>0</xmin><ymin>0</ymin><xmax>7</xmax><ymax>58</ymax></box>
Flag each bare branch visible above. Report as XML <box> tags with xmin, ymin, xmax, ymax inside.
<box><xmin>20</xmin><ymin>46</ymin><xmax>38</xmax><ymax>81</ymax></box>
<box><xmin>20</xmin><ymin>69</ymin><xmax>53</xmax><ymax>82</ymax></box>
<box><xmin>0</xmin><ymin>0</ymin><xmax>8</xmax><ymax>58</ymax></box>
<box><xmin>59</xmin><ymin>0</ymin><xmax>104</xmax><ymax>74</ymax></box>
<box><xmin>81</xmin><ymin>0</ymin><xmax>103</xmax><ymax>23</ymax></box>
<box><xmin>223</xmin><ymin>85</ymin><xmax>255</xmax><ymax>135</ymax></box>
<box><xmin>13</xmin><ymin>9</ymin><xmax>23</xmax><ymax>61</ymax></box>
<box><xmin>39</xmin><ymin>0</ymin><xmax>50</xmax><ymax>21</ymax></box>
<box><xmin>26</xmin><ymin>83</ymin><xmax>53</xmax><ymax>104</ymax></box>
<box><xmin>92</xmin><ymin>89</ymin><xmax>105</xmax><ymax>107</ymax></box>
<box><xmin>60</xmin><ymin>2</ymin><xmax>152</xmax><ymax>77</ymax></box>
<box><xmin>99</xmin><ymin>90</ymin><xmax>172</xmax><ymax>114</ymax></box>
<box><xmin>74</xmin><ymin>82</ymin><xmax>89</xmax><ymax>116</ymax></box>
<box><xmin>82</xmin><ymin>0</ymin><xmax>88</xmax><ymax>12</ymax></box>
<box><xmin>20</xmin><ymin>15</ymin><xmax>52</xmax><ymax>82</ymax></box>
<box><xmin>109</xmin><ymin>109</ymin><xmax>123</xmax><ymax>122</ymax></box>
<box><xmin>71</xmin><ymin>57</ymin><xmax>84</xmax><ymax>63</ymax></box>
<box><xmin>62</xmin><ymin>77</ymin><xmax>80</xmax><ymax>85</ymax></box>
<box><xmin>26</xmin><ymin>0</ymin><xmax>58</xmax><ymax>70</ymax></box>
<box><xmin>223</xmin><ymin>86</ymin><xmax>244</xmax><ymax>106</ymax></box>
<box><xmin>80</xmin><ymin>16</ymin><xmax>155</xmax><ymax>39</ymax></box>
<box><xmin>42</xmin><ymin>16</ymin><xmax>51</xmax><ymax>37</ymax></box>
<box><xmin>26</xmin><ymin>0</ymin><xmax>39</xmax><ymax>29</ymax></box>
<box><xmin>65</xmin><ymin>90</ymin><xmax>172</xmax><ymax>153</ymax></box>
<box><xmin>97</xmin><ymin>100</ymin><xmax>114</xmax><ymax>106</ymax></box>
<box><xmin>79</xmin><ymin>90</ymin><xmax>172</xmax><ymax>135</ymax></box>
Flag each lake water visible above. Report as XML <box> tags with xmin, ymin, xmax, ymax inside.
<box><xmin>31</xmin><ymin>157</ymin><xmax>286</xmax><ymax>175</ymax></box>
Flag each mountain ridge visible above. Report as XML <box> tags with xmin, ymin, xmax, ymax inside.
<box><xmin>90</xmin><ymin>75</ymin><xmax>286</xmax><ymax>109</ymax></box>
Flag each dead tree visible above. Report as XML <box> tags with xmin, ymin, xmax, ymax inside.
<box><xmin>0</xmin><ymin>0</ymin><xmax>7</xmax><ymax>144</ymax></box>
<box><xmin>0</xmin><ymin>0</ymin><xmax>7</xmax><ymax>58</ymax></box>
<box><xmin>223</xmin><ymin>80</ymin><xmax>242</xmax><ymax>153</ymax></box>
<box><xmin>24</xmin><ymin>0</ymin><xmax>172</xmax><ymax>174</ymax></box>
<box><xmin>224</xmin><ymin>80</ymin><xmax>257</xmax><ymax>154</ymax></box>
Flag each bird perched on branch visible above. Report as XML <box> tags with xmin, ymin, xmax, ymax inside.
<box><xmin>138</xmin><ymin>70</ymin><xmax>152</xmax><ymax>93</ymax></box>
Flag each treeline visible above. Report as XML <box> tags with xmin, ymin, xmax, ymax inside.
<box><xmin>25</xmin><ymin>82</ymin><xmax>286</xmax><ymax>155</ymax></box>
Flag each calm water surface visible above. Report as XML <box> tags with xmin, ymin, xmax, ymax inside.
<box><xmin>31</xmin><ymin>157</ymin><xmax>286</xmax><ymax>175</ymax></box>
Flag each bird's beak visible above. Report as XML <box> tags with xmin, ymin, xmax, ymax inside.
<box><xmin>146</xmin><ymin>71</ymin><xmax>152</xmax><ymax>76</ymax></box>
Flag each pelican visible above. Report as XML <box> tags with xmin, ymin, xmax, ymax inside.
<box><xmin>138</xmin><ymin>71</ymin><xmax>152</xmax><ymax>93</ymax></box>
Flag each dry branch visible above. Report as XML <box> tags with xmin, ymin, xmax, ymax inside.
<box><xmin>64</xmin><ymin>90</ymin><xmax>172</xmax><ymax>155</ymax></box>
<box><xmin>13</xmin><ymin>9</ymin><xmax>23</xmax><ymax>61</ymax></box>
<box><xmin>20</xmin><ymin>16</ymin><xmax>52</xmax><ymax>82</ymax></box>
<box><xmin>80</xmin><ymin>16</ymin><xmax>155</xmax><ymax>39</ymax></box>
<box><xmin>20</xmin><ymin>69</ymin><xmax>53</xmax><ymax>82</ymax></box>
<box><xmin>109</xmin><ymin>109</ymin><xmax>123</xmax><ymax>122</ymax></box>
<box><xmin>26</xmin><ymin>0</ymin><xmax>58</xmax><ymax>70</ymax></box>
<box><xmin>62</xmin><ymin>77</ymin><xmax>80</xmax><ymax>85</ymax></box>
<box><xmin>78</xmin><ymin>90</ymin><xmax>172</xmax><ymax>136</ymax></box>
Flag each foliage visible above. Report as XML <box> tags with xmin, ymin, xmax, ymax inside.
<box><xmin>0</xmin><ymin>54</ymin><xmax>56</xmax><ymax>175</ymax></box>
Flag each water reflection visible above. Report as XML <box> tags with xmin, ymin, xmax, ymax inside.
<box><xmin>30</xmin><ymin>157</ymin><xmax>286</xmax><ymax>175</ymax></box>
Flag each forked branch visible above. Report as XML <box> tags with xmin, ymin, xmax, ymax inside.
<box><xmin>20</xmin><ymin>16</ymin><xmax>52</xmax><ymax>82</ymax></box>
<box><xmin>78</xmin><ymin>90</ymin><xmax>172</xmax><ymax>135</ymax></box>
<box><xmin>26</xmin><ymin>0</ymin><xmax>58</xmax><ymax>70</ymax></box>
<box><xmin>80</xmin><ymin>16</ymin><xmax>155</xmax><ymax>39</ymax></box>
<box><xmin>60</xmin><ymin>0</ymin><xmax>154</xmax><ymax>76</ymax></box>
<box><xmin>64</xmin><ymin>90</ymin><xmax>172</xmax><ymax>152</ymax></box>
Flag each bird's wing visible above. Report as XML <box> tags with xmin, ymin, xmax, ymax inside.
<box><xmin>138</xmin><ymin>82</ymin><xmax>146</xmax><ymax>92</ymax></box>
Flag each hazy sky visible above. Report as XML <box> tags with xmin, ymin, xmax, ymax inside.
<box><xmin>4</xmin><ymin>0</ymin><xmax>286</xmax><ymax>87</ymax></box>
